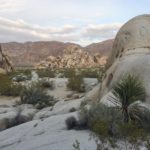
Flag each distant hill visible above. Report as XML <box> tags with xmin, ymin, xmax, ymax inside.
<box><xmin>85</xmin><ymin>39</ymin><xmax>114</xmax><ymax>57</ymax></box>
<box><xmin>1</xmin><ymin>40</ymin><xmax>113</xmax><ymax>68</ymax></box>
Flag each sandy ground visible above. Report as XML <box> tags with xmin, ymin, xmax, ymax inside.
<box><xmin>48</xmin><ymin>78</ymin><xmax>98</xmax><ymax>100</ymax></box>
<box><xmin>0</xmin><ymin>96</ymin><xmax>19</xmax><ymax>106</ymax></box>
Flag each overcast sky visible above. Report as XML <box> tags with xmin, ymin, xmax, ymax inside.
<box><xmin>0</xmin><ymin>0</ymin><xmax>149</xmax><ymax>46</ymax></box>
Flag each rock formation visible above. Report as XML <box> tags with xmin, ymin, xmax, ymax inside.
<box><xmin>35</xmin><ymin>45</ymin><xmax>107</xmax><ymax>69</ymax></box>
<box><xmin>1</xmin><ymin>40</ymin><xmax>113</xmax><ymax>68</ymax></box>
<box><xmin>0</xmin><ymin>45</ymin><xmax>13</xmax><ymax>73</ymax></box>
<box><xmin>99</xmin><ymin>14</ymin><xmax>150</xmax><ymax>104</ymax></box>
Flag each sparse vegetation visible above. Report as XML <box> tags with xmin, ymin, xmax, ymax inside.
<box><xmin>39</xmin><ymin>79</ymin><xmax>54</xmax><ymax>89</ymax></box>
<box><xmin>54</xmin><ymin>68</ymin><xmax>105</xmax><ymax>81</ymax></box>
<box><xmin>65</xmin><ymin>116</ymin><xmax>77</xmax><ymax>130</ymax></box>
<box><xmin>68</xmin><ymin>102</ymin><xmax>150</xmax><ymax>149</ymax></box>
<box><xmin>72</xmin><ymin>140</ymin><xmax>81</xmax><ymax>150</ymax></box>
<box><xmin>36</xmin><ymin>69</ymin><xmax>55</xmax><ymax>78</ymax></box>
<box><xmin>62</xmin><ymin>68</ymin><xmax>75</xmax><ymax>78</ymax></box>
<box><xmin>0</xmin><ymin>74</ymin><xmax>23</xmax><ymax>96</ymax></box>
<box><xmin>69</xmin><ymin>107</ymin><xmax>77</xmax><ymax>112</ymax></box>
<box><xmin>12</xmin><ymin>74</ymin><xmax>30</xmax><ymax>82</ymax></box>
<box><xmin>79</xmin><ymin>67</ymin><xmax>105</xmax><ymax>81</ymax></box>
<box><xmin>20</xmin><ymin>82</ymin><xmax>56</xmax><ymax>109</ymax></box>
<box><xmin>78</xmin><ymin>103</ymin><xmax>122</xmax><ymax>135</ymax></box>
<box><xmin>129</xmin><ymin>102</ymin><xmax>150</xmax><ymax>132</ymax></box>
<box><xmin>66</xmin><ymin>73</ymin><xmax>149</xmax><ymax>149</ymax></box>
<box><xmin>67</xmin><ymin>70</ymin><xmax>85</xmax><ymax>92</ymax></box>
<box><xmin>8</xmin><ymin>69</ymin><xmax>31</xmax><ymax>80</ymax></box>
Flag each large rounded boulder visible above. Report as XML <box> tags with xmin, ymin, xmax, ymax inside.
<box><xmin>100</xmin><ymin>14</ymin><xmax>150</xmax><ymax>103</ymax></box>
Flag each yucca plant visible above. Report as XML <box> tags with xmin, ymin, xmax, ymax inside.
<box><xmin>111</xmin><ymin>74</ymin><xmax>145</xmax><ymax>123</ymax></box>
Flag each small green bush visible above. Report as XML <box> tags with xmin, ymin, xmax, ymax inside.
<box><xmin>76</xmin><ymin>103</ymin><xmax>150</xmax><ymax>149</ymax></box>
<box><xmin>69</xmin><ymin>107</ymin><xmax>77</xmax><ymax>112</ymax></box>
<box><xmin>129</xmin><ymin>102</ymin><xmax>150</xmax><ymax>132</ymax></box>
<box><xmin>0</xmin><ymin>74</ymin><xmax>12</xmax><ymax>95</ymax></box>
<box><xmin>67</xmin><ymin>100</ymin><xmax>150</xmax><ymax>149</ymax></box>
<box><xmin>39</xmin><ymin>79</ymin><xmax>54</xmax><ymax>89</ymax></box>
<box><xmin>0</xmin><ymin>74</ymin><xmax>23</xmax><ymax>96</ymax></box>
<box><xmin>20</xmin><ymin>83</ymin><xmax>55</xmax><ymax>109</ymax></box>
<box><xmin>62</xmin><ymin>68</ymin><xmax>75</xmax><ymax>78</ymax></box>
<box><xmin>65</xmin><ymin>116</ymin><xmax>77</xmax><ymax>130</ymax></box>
<box><xmin>67</xmin><ymin>71</ymin><xmax>85</xmax><ymax>92</ymax></box>
<box><xmin>13</xmin><ymin>74</ymin><xmax>31</xmax><ymax>82</ymax></box>
<box><xmin>78</xmin><ymin>103</ymin><xmax>122</xmax><ymax>136</ymax></box>
<box><xmin>36</xmin><ymin>69</ymin><xmax>55</xmax><ymax>78</ymax></box>
<box><xmin>8</xmin><ymin>69</ymin><xmax>31</xmax><ymax>79</ymax></box>
<box><xmin>79</xmin><ymin>69</ymin><xmax>99</xmax><ymax>78</ymax></box>
<box><xmin>8</xmin><ymin>84</ymin><xmax>24</xmax><ymax>96</ymax></box>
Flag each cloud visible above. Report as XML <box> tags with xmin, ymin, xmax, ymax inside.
<box><xmin>0</xmin><ymin>0</ymin><xmax>27</xmax><ymax>12</ymax></box>
<box><xmin>0</xmin><ymin>17</ymin><xmax>78</xmax><ymax>41</ymax></box>
<box><xmin>83</xmin><ymin>23</ymin><xmax>122</xmax><ymax>39</ymax></box>
<box><xmin>0</xmin><ymin>17</ymin><xmax>122</xmax><ymax>46</ymax></box>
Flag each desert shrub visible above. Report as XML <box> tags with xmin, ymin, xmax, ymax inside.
<box><xmin>72</xmin><ymin>140</ymin><xmax>81</xmax><ymax>150</ymax></box>
<box><xmin>8</xmin><ymin>70</ymin><xmax>31</xmax><ymax>79</ymax></box>
<box><xmin>80</xmin><ymin>100</ymin><xmax>87</xmax><ymax>108</ymax></box>
<box><xmin>77</xmin><ymin>103</ymin><xmax>149</xmax><ymax>149</ymax></box>
<box><xmin>79</xmin><ymin>69</ymin><xmax>99</xmax><ymax>78</ymax></box>
<box><xmin>67</xmin><ymin>73</ymin><xmax>85</xmax><ymax>92</ymax></box>
<box><xmin>62</xmin><ymin>68</ymin><xmax>76</xmax><ymax>78</ymax></box>
<box><xmin>0</xmin><ymin>74</ymin><xmax>23</xmax><ymax>96</ymax></box>
<box><xmin>65</xmin><ymin>100</ymin><xmax>150</xmax><ymax>149</ymax></box>
<box><xmin>146</xmin><ymin>139</ymin><xmax>150</xmax><ymax>150</ymax></box>
<box><xmin>119</xmin><ymin>121</ymin><xmax>145</xmax><ymax>140</ymax></box>
<box><xmin>119</xmin><ymin>121</ymin><xmax>147</xmax><ymax>149</ymax></box>
<box><xmin>65</xmin><ymin>116</ymin><xmax>77</xmax><ymax>130</ymax></box>
<box><xmin>111</xmin><ymin>74</ymin><xmax>145</xmax><ymax>123</ymax></box>
<box><xmin>36</xmin><ymin>69</ymin><xmax>55</xmax><ymax>78</ymax></box>
<box><xmin>69</xmin><ymin>107</ymin><xmax>77</xmax><ymax>112</ymax></box>
<box><xmin>12</xmin><ymin>74</ymin><xmax>31</xmax><ymax>82</ymax></box>
<box><xmin>0</xmin><ymin>74</ymin><xmax>12</xmax><ymax>95</ymax></box>
<box><xmin>39</xmin><ymin>79</ymin><xmax>54</xmax><ymax>89</ymax></box>
<box><xmin>7</xmin><ymin>83</ymin><xmax>24</xmax><ymax>96</ymax></box>
<box><xmin>78</xmin><ymin>103</ymin><xmax>122</xmax><ymax>136</ymax></box>
<box><xmin>20</xmin><ymin>83</ymin><xmax>55</xmax><ymax>109</ymax></box>
<box><xmin>129</xmin><ymin>102</ymin><xmax>150</xmax><ymax>132</ymax></box>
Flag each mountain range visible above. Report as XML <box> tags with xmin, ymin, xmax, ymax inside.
<box><xmin>1</xmin><ymin>39</ymin><xmax>114</xmax><ymax>68</ymax></box>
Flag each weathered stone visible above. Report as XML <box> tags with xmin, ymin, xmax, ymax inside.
<box><xmin>0</xmin><ymin>45</ymin><xmax>13</xmax><ymax>73</ymax></box>
<box><xmin>35</xmin><ymin>45</ymin><xmax>106</xmax><ymax>69</ymax></box>
<box><xmin>0</xmin><ymin>104</ymin><xmax>38</xmax><ymax>131</ymax></box>
<box><xmin>99</xmin><ymin>14</ymin><xmax>150</xmax><ymax>104</ymax></box>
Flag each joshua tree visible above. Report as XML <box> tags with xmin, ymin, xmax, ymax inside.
<box><xmin>111</xmin><ymin>74</ymin><xmax>145</xmax><ymax>123</ymax></box>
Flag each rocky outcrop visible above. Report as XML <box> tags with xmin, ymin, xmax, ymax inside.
<box><xmin>1</xmin><ymin>41</ymin><xmax>81</xmax><ymax>68</ymax></box>
<box><xmin>0</xmin><ymin>104</ymin><xmax>37</xmax><ymax>131</ymax></box>
<box><xmin>0</xmin><ymin>45</ymin><xmax>13</xmax><ymax>73</ymax></box>
<box><xmin>0</xmin><ymin>106</ymin><xmax>18</xmax><ymax>131</ymax></box>
<box><xmin>35</xmin><ymin>45</ymin><xmax>107</xmax><ymax>69</ymax></box>
<box><xmin>1</xmin><ymin>40</ymin><xmax>113</xmax><ymax>68</ymax></box>
<box><xmin>0</xmin><ymin>112</ymin><xmax>97</xmax><ymax>150</ymax></box>
<box><xmin>99</xmin><ymin>14</ymin><xmax>150</xmax><ymax>104</ymax></box>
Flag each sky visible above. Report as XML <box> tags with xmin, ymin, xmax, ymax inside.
<box><xmin>0</xmin><ymin>0</ymin><xmax>150</xmax><ymax>46</ymax></box>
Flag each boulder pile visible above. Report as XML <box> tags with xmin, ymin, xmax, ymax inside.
<box><xmin>35</xmin><ymin>45</ymin><xmax>107</xmax><ymax>69</ymax></box>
